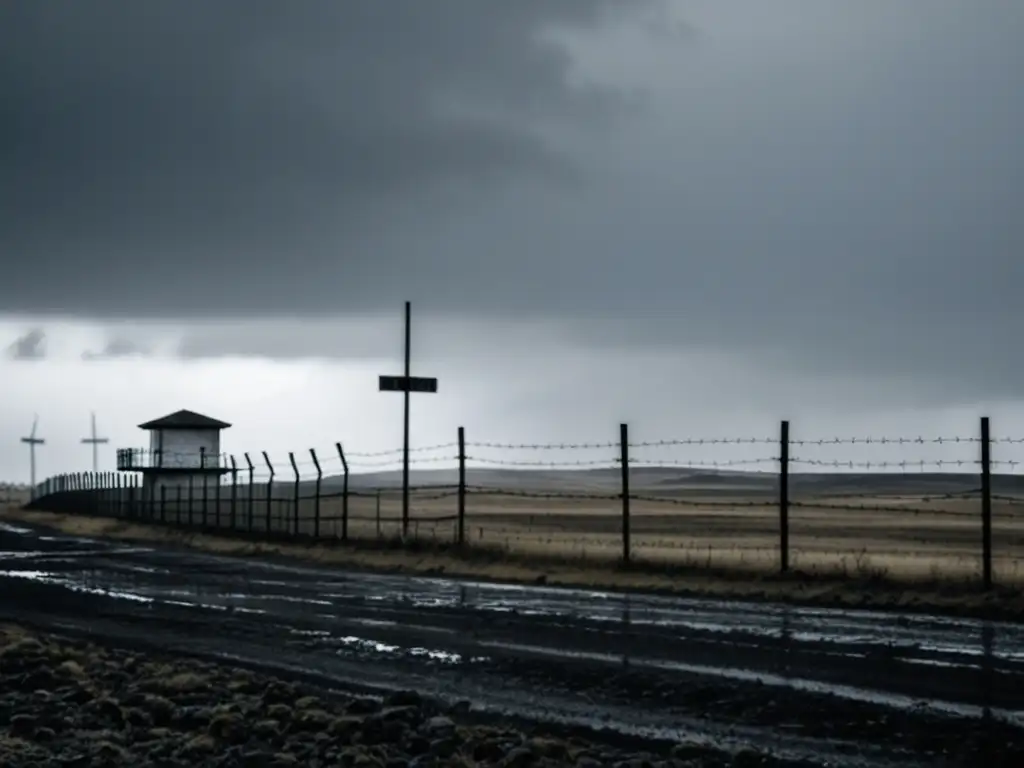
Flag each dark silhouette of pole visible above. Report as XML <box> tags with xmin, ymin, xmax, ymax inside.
<box><xmin>981</xmin><ymin>416</ymin><xmax>993</xmax><ymax>590</ymax></box>
<box><xmin>21</xmin><ymin>414</ymin><xmax>44</xmax><ymax>494</ymax></box>
<box><xmin>779</xmin><ymin>420</ymin><xmax>790</xmax><ymax>573</ymax></box>
<box><xmin>336</xmin><ymin>442</ymin><xmax>349</xmax><ymax>541</ymax></box>
<box><xmin>457</xmin><ymin>426</ymin><xmax>466</xmax><ymax>546</ymax></box>
<box><xmin>620</xmin><ymin>423</ymin><xmax>630</xmax><ymax>564</ymax></box>
<box><xmin>81</xmin><ymin>411</ymin><xmax>109</xmax><ymax>473</ymax></box>
<box><xmin>310</xmin><ymin>448</ymin><xmax>322</xmax><ymax>539</ymax></box>
<box><xmin>403</xmin><ymin>300</ymin><xmax>411</xmax><ymax>535</ymax></box>
<box><xmin>244</xmin><ymin>453</ymin><xmax>255</xmax><ymax>532</ymax></box>
<box><xmin>377</xmin><ymin>301</ymin><xmax>437</xmax><ymax>536</ymax></box>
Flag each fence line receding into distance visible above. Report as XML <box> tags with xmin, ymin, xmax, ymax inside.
<box><xmin>21</xmin><ymin>418</ymin><xmax>1024</xmax><ymax>591</ymax></box>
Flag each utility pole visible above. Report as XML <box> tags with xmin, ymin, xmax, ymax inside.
<box><xmin>20</xmin><ymin>414</ymin><xmax>45</xmax><ymax>491</ymax></box>
<box><xmin>81</xmin><ymin>411</ymin><xmax>109</xmax><ymax>473</ymax></box>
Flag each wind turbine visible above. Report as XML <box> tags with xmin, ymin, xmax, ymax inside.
<box><xmin>81</xmin><ymin>411</ymin><xmax>109</xmax><ymax>473</ymax></box>
<box><xmin>20</xmin><ymin>414</ymin><xmax>44</xmax><ymax>490</ymax></box>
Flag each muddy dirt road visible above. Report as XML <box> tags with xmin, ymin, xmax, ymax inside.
<box><xmin>1</xmin><ymin>521</ymin><xmax>1021</xmax><ymax>766</ymax></box>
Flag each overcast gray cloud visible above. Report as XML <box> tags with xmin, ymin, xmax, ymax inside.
<box><xmin>0</xmin><ymin>0</ymin><xmax>652</xmax><ymax>316</ymax></box>
<box><xmin>2</xmin><ymin>1</ymin><xmax>1023</xmax><ymax>405</ymax></box>
<box><xmin>5</xmin><ymin>329</ymin><xmax>47</xmax><ymax>361</ymax></box>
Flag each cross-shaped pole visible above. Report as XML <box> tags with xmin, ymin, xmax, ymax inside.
<box><xmin>20</xmin><ymin>415</ymin><xmax>44</xmax><ymax>490</ymax></box>
<box><xmin>378</xmin><ymin>301</ymin><xmax>438</xmax><ymax>535</ymax></box>
<box><xmin>81</xmin><ymin>411</ymin><xmax>110</xmax><ymax>473</ymax></box>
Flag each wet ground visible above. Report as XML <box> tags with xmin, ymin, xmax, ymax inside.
<box><xmin>1</xmin><ymin>521</ymin><xmax>1021</xmax><ymax>766</ymax></box>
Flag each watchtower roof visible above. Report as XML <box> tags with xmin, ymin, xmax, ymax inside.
<box><xmin>138</xmin><ymin>410</ymin><xmax>232</xmax><ymax>431</ymax></box>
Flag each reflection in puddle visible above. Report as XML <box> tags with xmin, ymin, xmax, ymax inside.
<box><xmin>288</xmin><ymin>627</ymin><xmax>486</xmax><ymax>665</ymax></box>
<box><xmin>0</xmin><ymin>523</ymin><xmax>33</xmax><ymax>534</ymax></box>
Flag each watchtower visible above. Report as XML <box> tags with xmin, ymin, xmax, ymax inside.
<box><xmin>116</xmin><ymin>409</ymin><xmax>231</xmax><ymax>496</ymax></box>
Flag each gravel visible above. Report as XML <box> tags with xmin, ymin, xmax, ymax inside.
<box><xmin>0</xmin><ymin>624</ymin><xmax>798</xmax><ymax>768</ymax></box>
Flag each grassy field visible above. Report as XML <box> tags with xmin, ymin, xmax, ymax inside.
<box><xmin>6</xmin><ymin>479</ymin><xmax>1024</xmax><ymax>621</ymax></box>
<box><xmin>122</xmin><ymin>485</ymin><xmax>1024</xmax><ymax>582</ymax></box>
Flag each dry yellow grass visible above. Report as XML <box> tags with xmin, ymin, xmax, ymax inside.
<box><xmin>134</xmin><ymin>489</ymin><xmax>1024</xmax><ymax>581</ymax></box>
<box><xmin>5</xmin><ymin>487</ymin><xmax>1024</xmax><ymax>621</ymax></box>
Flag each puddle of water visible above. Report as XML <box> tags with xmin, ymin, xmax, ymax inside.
<box><xmin>289</xmin><ymin>627</ymin><xmax>483</xmax><ymax>666</ymax></box>
<box><xmin>0</xmin><ymin>523</ymin><xmax>33</xmax><ymax>534</ymax></box>
<box><xmin>0</xmin><ymin>569</ymin><xmax>52</xmax><ymax>579</ymax></box>
<box><xmin>478</xmin><ymin>640</ymin><xmax>1024</xmax><ymax>728</ymax></box>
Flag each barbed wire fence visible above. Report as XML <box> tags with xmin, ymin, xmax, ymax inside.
<box><xmin>23</xmin><ymin>418</ymin><xmax>1024</xmax><ymax>590</ymax></box>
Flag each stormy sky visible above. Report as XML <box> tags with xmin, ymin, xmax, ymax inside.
<box><xmin>2</xmin><ymin>1</ymin><xmax>1023</xmax><ymax>482</ymax></box>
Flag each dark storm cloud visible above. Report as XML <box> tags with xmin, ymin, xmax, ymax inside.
<box><xmin>0</xmin><ymin>0</ymin><xmax>654</xmax><ymax>317</ymax></box>
<box><xmin>5</xmin><ymin>329</ymin><xmax>47</xmax><ymax>361</ymax></box>
<box><xmin>3</xmin><ymin>1</ymin><xmax>1024</xmax><ymax>405</ymax></box>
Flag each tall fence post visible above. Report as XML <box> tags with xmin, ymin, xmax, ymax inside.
<box><xmin>160</xmin><ymin>485</ymin><xmax>167</xmax><ymax>524</ymax></box>
<box><xmin>981</xmin><ymin>416</ymin><xmax>993</xmax><ymax>591</ymax></box>
<box><xmin>229</xmin><ymin>455</ymin><xmax>238</xmax><ymax>530</ymax></box>
<box><xmin>262</xmin><ymin>452</ymin><xmax>274</xmax><ymax>535</ymax></box>
<box><xmin>200</xmin><ymin>446</ymin><xmax>208</xmax><ymax>528</ymax></box>
<box><xmin>176</xmin><ymin>486</ymin><xmax>182</xmax><ymax>526</ymax></box>
<box><xmin>214</xmin><ymin>452</ymin><xmax>222</xmax><ymax>528</ymax></box>
<box><xmin>244</xmin><ymin>453</ymin><xmax>255</xmax><ymax>532</ymax></box>
<box><xmin>310</xmin><ymin>449</ymin><xmax>322</xmax><ymax>539</ymax></box>
<box><xmin>620</xmin><ymin>423</ymin><xmax>631</xmax><ymax>565</ymax></box>
<box><xmin>457</xmin><ymin>427</ymin><xmax>466</xmax><ymax>547</ymax></box>
<box><xmin>779</xmin><ymin>419</ymin><xmax>790</xmax><ymax>574</ymax></box>
<box><xmin>289</xmin><ymin>452</ymin><xmax>300</xmax><ymax>538</ymax></box>
<box><xmin>336</xmin><ymin>443</ymin><xmax>349</xmax><ymax>542</ymax></box>
<box><xmin>187</xmin><ymin>475</ymin><xmax>195</xmax><ymax>526</ymax></box>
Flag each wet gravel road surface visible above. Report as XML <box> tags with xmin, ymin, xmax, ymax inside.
<box><xmin>1</xmin><ymin>521</ymin><xmax>1021</xmax><ymax>766</ymax></box>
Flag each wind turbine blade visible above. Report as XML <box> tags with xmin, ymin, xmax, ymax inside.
<box><xmin>30</xmin><ymin>413</ymin><xmax>38</xmax><ymax>439</ymax></box>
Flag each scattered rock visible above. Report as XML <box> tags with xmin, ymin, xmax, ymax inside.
<box><xmin>10</xmin><ymin>712</ymin><xmax>37</xmax><ymax>737</ymax></box>
<box><xmin>384</xmin><ymin>690</ymin><xmax>422</xmax><ymax>708</ymax></box>
<box><xmin>0</xmin><ymin>623</ymin><xmax>785</xmax><ymax>768</ymax></box>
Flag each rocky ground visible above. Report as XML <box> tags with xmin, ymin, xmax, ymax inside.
<box><xmin>0</xmin><ymin>624</ymin><xmax>797</xmax><ymax>768</ymax></box>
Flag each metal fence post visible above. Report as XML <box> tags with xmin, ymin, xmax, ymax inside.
<box><xmin>214</xmin><ymin>452</ymin><xmax>222</xmax><ymax>528</ymax></box>
<box><xmin>244</xmin><ymin>453</ymin><xmax>255</xmax><ymax>532</ymax></box>
<box><xmin>289</xmin><ymin>452</ymin><xmax>300</xmax><ymax>538</ymax></box>
<box><xmin>310</xmin><ymin>449</ymin><xmax>322</xmax><ymax>539</ymax></box>
<box><xmin>200</xmin><ymin>446</ymin><xmax>208</xmax><ymax>527</ymax></box>
<box><xmin>981</xmin><ymin>416</ymin><xmax>993</xmax><ymax>590</ymax></box>
<box><xmin>336</xmin><ymin>442</ymin><xmax>349</xmax><ymax>541</ymax></box>
<box><xmin>262</xmin><ymin>452</ymin><xmax>274</xmax><ymax>534</ymax></box>
<box><xmin>779</xmin><ymin>419</ymin><xmax>791</xmax><ymax>574</ymax></box>
<box><xmin>620</xmin><ymin>423</ymin><xmax>630</xmax><ymax>565</ymax></box>
<box><xmin>229</xmin><ymin>455</ymin><xmax>238</xmax><ymax>530</ymax></box>
<box><xmin>457</xmin><ymin>427</ymin><xmax>466</xmax><ymax>546</ymax></box>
